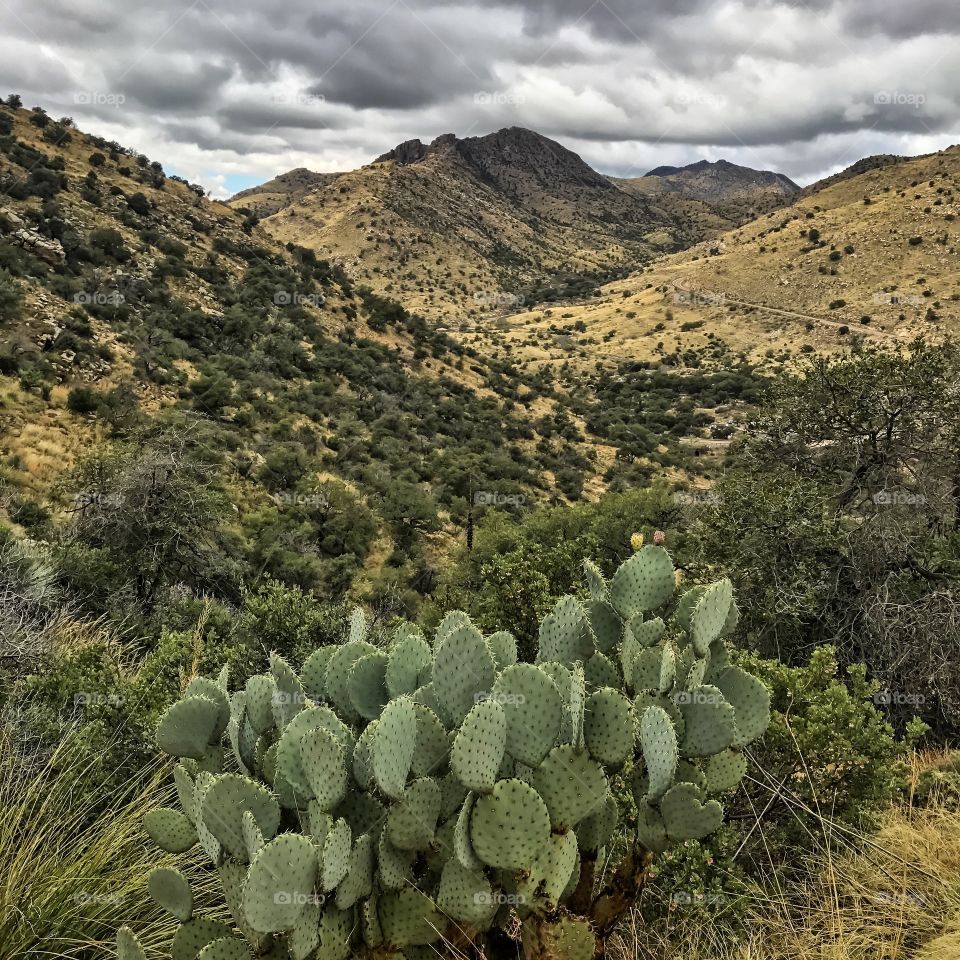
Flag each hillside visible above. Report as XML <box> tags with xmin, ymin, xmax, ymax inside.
<box><xmin>0</xmin><ymin>104</ymin><xmax>631</xmax><ymax>602</ymax></box>
<box><xmin>230</xmin><ymin>127</ymin><xmax>713</xmax><ymax>321</ymax></box>
<box><xmin>230</xmin><ymin>167</ymin><xmax>343</xmax><ymax>217</ymax></box>
<box><xmin>481</xmin><ymin>145</ymin><xmax>960</xmax><ymax>375</ymax></box>
<box><xmin>0</xmin><ymin>105</ymin><xmax>766</xmax><ymax>608</ymax></box>
<box><xmin>613</xmin><ymin>158</ymin><xmax>799</xmax><ymax>228</ymax></box>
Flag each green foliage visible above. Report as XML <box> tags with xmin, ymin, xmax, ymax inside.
<box><xmin>0</xmin><ymin>268</ymin><xmax>21</xmax><ymax>323</ymax></box>
<box><xmin>695</xmin><ymin>338</ymin><xmax>960</xmax><ymax>734</ymax></box>
<box><xmin>123</xmin><ymin>544</ymin><xmax>771</xmax><ymax>960</ymax></box>
<box><xmin>67</xmin><ymin>385</ymin><xmax>99</xmax><ymax>413</ymax></box>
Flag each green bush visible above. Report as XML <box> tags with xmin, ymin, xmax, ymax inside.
<box><xmin>67</xmin><ymin>385</ymin><xmax>99</xmax><ymax>414</ymax></box>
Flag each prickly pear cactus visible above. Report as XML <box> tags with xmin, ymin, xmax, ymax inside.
<box><xmin>120</xmin><ymin>542</ymin><xmax>769</xmax><ymax>960</ymax></box>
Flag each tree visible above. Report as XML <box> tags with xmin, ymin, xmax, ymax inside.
<box><xmin>697</xmin><ymin>338</ymin><xmax>960</xmax><ymax>731</ymax></box>
<box><xmin>5</xmin><ymin>93</ymin><xmax>22</xmax><ymax>108</ymax></box>
<box><xmin>58</xmin><ymin>428</ymin><xmax>230</xmax><ymax>611</ymax></box>
<box><xmin>88</xmin><ymin>153</ymin><xmax>106</xmax><ymax>167</ymax></box>
<box><xmin>28</xmin><ymin>107</ymin><xmax>49</xmax><ymax>127</ymax></box>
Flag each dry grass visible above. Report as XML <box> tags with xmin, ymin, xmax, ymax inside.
<box><xmin>612</xmin><ymin>752</ymin><xmax>960</xmax><ymax>960</ymax></box>
<box><xmin>0</xmin><ymin>723</ymin><xmax>226</xmax><ymax>959</ymax></box>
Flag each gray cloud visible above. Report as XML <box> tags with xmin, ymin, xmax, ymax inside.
<box><xmin>0</xmin><ymin>0</ymin><xmax>957</xmax><ymax>197</ymax></box>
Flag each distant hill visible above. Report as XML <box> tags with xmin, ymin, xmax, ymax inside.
<box><xmin>230</xmin><ymin>167</ymin><xmax>343</xmax><ymax>217</ymax></box>
<box><xmin>229</xmin><ymin>127</ymin><xmax>719</xmax><ymax>320</ymax></box>
<box><xmin>613</xmin><ymin>158</ymin><xmax>799</xmax><ymax>226</ymax></box>
<box><xmin>476</xmin><ymin>147</ymin><xmax>960</xmax><ymax>375</ymax></box>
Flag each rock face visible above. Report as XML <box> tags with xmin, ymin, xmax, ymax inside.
<box><xmin>0</xmin><ymin>206</ymin><xmax>65</xmax><ymax>263</ymax></box>
<box><xmin>376</xmin><ymin>138</ymin><xmax>431</xmax><ymax>165</ymax></box>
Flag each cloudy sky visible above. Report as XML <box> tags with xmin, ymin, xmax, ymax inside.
<box><xmin>1</xmin><ymin>0</ymin><xmax>958</xmax><ymax>198</ymax></box>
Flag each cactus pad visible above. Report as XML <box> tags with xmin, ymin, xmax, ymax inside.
<box><xmin>470</xmin><ymin>778</ymin><xmax>551</xmax><ymax>869</ymax></box>
<box><xmin>372</xmin><ymin>696</ymin><xmax>417</xmax><ymax>799</ymax></box>
<box><xmin>703</xmin><ymin>749</ymin><xmax>748</xmax><ymax>793</ymax></box>
<box><xmin>715</xmin><ymin>666</ymin><xmax>771</xmax><ymax>747</ymax></box>
<box><xmin>379</xmin><ymin>888</ymin><xmax>444</xmax><ymax>947</ymax></box>
<box><xmin>157</xmin><ymin>696</ymin><xmax>223</xmax><ymax>760</ymax></box>
<box><xmin>144</xmin><ymin>808</ymin><xmax>197</xmax><ymax>853</ymax></box>
<box><xmin>584</xmin><ymin>652</ymin><xmax>620</xmax><ymax>692</ymax></box>
<box><xmin>518</xmin><ymin>830</ymin><xmax>578</xmax><ymax>912</ymax></box>
<box><xmin>639</xmin><ymin>705</ymin><xmax>678</xmax><ymax>802</ymax></box>
<box><xmin>200</xmin><ymin>774</ymin><xmax>280</xmax><ymax>861</ymax></box>
<box><xmin>609</xmin><ymin>546</ymin><xmax>674</xmax><ymax>619</ymax></box>
<box><xmin>575</xmin><ymin>792</ymin><xmax>617</xmax><ymax>853</ymax></box>
<box><xmin>451</xmin><ymin>698</ymin><xmax>506</xmax><ymax>792</ymax></box>
<box><xmin>270</xmin><ymin>652</ymin><xmax>308</xmax><ymax>729</ymax></box>
<box><xmin>584</xmin><ymin>688</ymin><xmax>633</xmax><ymax>766</ymax></box>
<box><xmin>677</xmin><ymin>685</ymin><xmax>737</xmax><ymax>757</ymax></box>
<box><xmin>530</xmin><ymin>745</ymin><xmax>607</xmax><ymax>830</ymax></box>
<box><xmin>690</xmin><ymin>580</ymin><xmax>734</xmax><ymax>656</ymax></box>
<box><xmin>454</xmin><ymin>791</ymin><xmax>481</xmax><ymax>869</ymax></box>
<box><xmin>636</xmin><ymin>802</ymin><xmax>669</xmax><ymax>854</ymax></box>
<box><xmin>335</xmin><ymin>832</ymin><xmax>373</xmax><ymax>909</ymax></box>
<box><xmin>411</xmin><ymin>703</ymin><xmax>449</xmax><ymax>778</ymax></box>
<box><xmin>170</xmin><ymin>919</ymin><xmax>233</xmax><ymax>960</ymax></box>
<box><xmin>523</xmin><ymin>917</ymin><xmax>596</xmax><ymax>960</ymax></box>
<box><xmin>197</xmin><ymin>939</ymin><xmax>250</xmax><ymax>960</ymax></box>
<box><xmin>569</xmin><ymin>663</ymin><xmax>586</xmax><ymax>752</ymax></box>
<box><xmin>437</xmin><ymin>859</ymin><xmax>497</xmax><ymax>925</ymax></box>
<box><xmin>587</xmin><ymin>598</ymin><xmax>622</xmax><ymax>655</ymax></box>
<box><xmin>386</xmin><ymin>777</ymin><xmax>441</xmax><ymax>850</ymax></box>
<box><xmin>243</xmin><ymin>675</ymin><xmax>276</xmax><ymax>735</ymax></box>
<box><xmin>492</xmin><ymin>664</ymin><xmax>563</xmax><ymax>767</ymax></box>
<box><xmin>300</xmin><ymin>727</ymin><xmax>347</xmax><ymax>811</ymax></box>
<box><xmin>433</xmin><ymin>620</ymin><xmax>496</xmax><ymax>727</ymax></box>
<box><xmin>537</xmin><ymin>595</ymin><xmax>595</xmax><ymax>666</ymax></box>
<box><xmin>321</xmin><ymin>818</ymin><xmax>352</xmax><ymax>891</ymax></box>
<box><xmin>325</xmin><ymin>639</ymin><xmax>377</xmax><ymax>721</ymax></box>
<box><xmin>347</xmin><ymin>651</ymin><xmax>389</xmax><ymax>720</ymax></box>
<box><xmin>300</xmin><ymin>646</ymin><xmax>335</xmax><ymax>703</ymax></box>
<box><xmin>486</xmin><ymin>630</ymin><xmax>518</xmax><ymax>672</ymax></box>
<box><xmin>242</xmin><ymin>833</ymin><xmax>318</xmax><ymax>932</ymax></box>
<box><xmin>385</xmin><ymin>631</ymin><xmax>432</xmax><ymax>698</ymax></box>
<box><xmin>117</xmin><ymin>927</ymin><xmax>147</xmax><ymax>960</ymax></box>
<box><xmin>377</xmin><ymin>825</ymin><xmax>414</xmax><ymax>889</ymax></box>
<box><xmin>148</xmin><ymin>867</ymin><xmax>192</xmax><ymax>921</ymax></box>
<box><xmin>660</xmin><ymin>782</ymin><xmax>723</xmax><ymax>840</ymax></box>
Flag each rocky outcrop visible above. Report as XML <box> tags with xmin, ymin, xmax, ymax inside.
<box><xmin>0</xmin><ymin>206</ymin><xmax>65</xmax><ymax>264</ymax></box>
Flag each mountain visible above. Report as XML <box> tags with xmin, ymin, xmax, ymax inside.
<box><xmin>613</xmin><ymin>158</ymin><xmax>800</xmax><ymax>226</ymax></box>
<box><xmin>475</xmin><ymin>146</ymin><xmax>960</xmax><ymax>375</ymax></box>
<box><xmin>230</xmin><ymin>127</ymin><xmax>714</xmax><ymax>321</ymax></box>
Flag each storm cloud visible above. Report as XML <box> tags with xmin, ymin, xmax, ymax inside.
<box><xmin>1</xmin><ymin>0</ymin><xmax>957</xmax><ymax>197</ymax></box>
